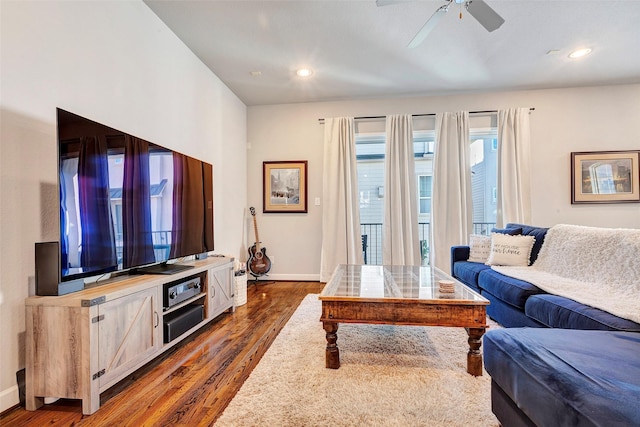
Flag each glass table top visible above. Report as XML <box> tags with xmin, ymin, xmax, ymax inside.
<box><xmin>319</xmin><ymin>264</ymin><xmax>488</xmax><ymax>303</ymax></box>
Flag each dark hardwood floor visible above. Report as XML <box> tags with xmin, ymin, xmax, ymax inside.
<box><xmin>1</xmin><ymin>281</ymin><xmax>325</xmax><ymax>426</ymax></box>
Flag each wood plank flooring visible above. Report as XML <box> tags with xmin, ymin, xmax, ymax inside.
<box><xmin>1</xmin><ymin>281</ymin><xmax>325</xmax><ymax>427</ymax></box>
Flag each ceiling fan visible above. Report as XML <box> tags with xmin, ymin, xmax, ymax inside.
<box><xmin>377</xmin><ymin>0</ymin><xmax>505</xmax><ymax>48</ymax></box>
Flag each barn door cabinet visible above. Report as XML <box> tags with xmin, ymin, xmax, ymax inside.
<box><xmin>25</xmin><ymin>256</ymin><xmax>234</xmax><ymax>415</ymax></box>
<box><xmin>208</xmin><ymin>265</ymin><xmax>234</xmax><ymax>319</ymax></box>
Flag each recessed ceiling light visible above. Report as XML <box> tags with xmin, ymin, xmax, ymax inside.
<box><xmin>296</xmin><ymin>68</ymin><xmax>313</xmax><ymax>77</ymax></box>
<box><xmin>250</xmin><ymin>71</ymin><xmax>262</xmax><ymax>77</ymax></box>
<box><xmin>568</xmin><ymin>48</ymin><xmax>592</xmax><ymax>59</ymax></box>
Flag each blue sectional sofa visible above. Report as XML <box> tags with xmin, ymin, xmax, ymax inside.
<box><xmin>451</xmin><ymin>223</ymin><xmax>640</xmax><ymax>331</ymax></box>
<box><xmin>453</xmin><ymin>223</ymin><xmax>640</xmax><ymax>426</ymax></box>
<box><xmin>484</xmin><ymin>328</ymin><xmax>640</xmax><ymax>426</ymax></box>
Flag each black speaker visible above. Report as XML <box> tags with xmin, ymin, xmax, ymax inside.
<box><xmin>35</xmin><ymin>242</ymin><xmax>83</xmax><ymax>296</ymax></box>
<box><xmin>163</xmin><ymin>305</ymin><xmax>204</xmax><ymax>343</ymax></box>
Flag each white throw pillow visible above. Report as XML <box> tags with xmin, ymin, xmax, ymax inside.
<box><xmin>468</xmin><ymin>234</ymin><xmax>492</xmax><ymax>263</ymax></box>
<box><xmin>486</xmin><ymin>233</ymin><xmax>536</xmax><ymax>266</ymax></box>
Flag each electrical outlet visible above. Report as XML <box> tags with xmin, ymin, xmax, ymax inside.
<box><xmin>270</xmin><ymin>255</ymin><xmax>275</xmax><ymax>265</ymax></box>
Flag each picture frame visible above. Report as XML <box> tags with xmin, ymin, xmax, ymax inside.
<box><xmin>571</xmin><ymin>150</ymin><xmax>640</xmax><ymax>204</ymax></box>
<box><xmin>263</xmin><ymin>160</ymin><xmax>308</xmax><ymax>213</ymax></box>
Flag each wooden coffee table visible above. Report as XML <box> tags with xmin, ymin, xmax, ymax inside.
<box><xmin>319</xmin><ymin>264</ymin><xmax>490</xmax><ymax>376</ymax></box>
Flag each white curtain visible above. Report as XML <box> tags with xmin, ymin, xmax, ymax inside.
<box><xmin>497</xmin><ymin>108</ymin><xmax>532</xmax><ymax>227</ymax></box>
<box><xmin>431</xmin><ymin>112</ymin><xmax>472</xmax><ymax>272</ymax></box>
<box><xmin>383</xmin><ymin>115</ymin><xmax>421</xmax><ymax>266</ymax></box>
<box><xmin>320</xmin><ymin>117</ymin><xmax>363</xmax><ymax>282</ymax></box>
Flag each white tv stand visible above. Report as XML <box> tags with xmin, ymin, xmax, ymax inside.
<box><xmin>25</xmin><ymin>256</ymin><xmax>234</xmax><ymax>415</ymax></box>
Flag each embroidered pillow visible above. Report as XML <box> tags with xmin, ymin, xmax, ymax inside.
<box><xmin>468</xmin><ymin>234</ymin><xmax>492</xmax><ymax>263</ymax></box>
<box><xmin>486</xmin><ymin>233</ymin><xmax>536</xmax><ymax>266</ymax></box>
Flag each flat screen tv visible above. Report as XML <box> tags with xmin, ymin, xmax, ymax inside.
<box><xmin>57</xmin><ymin>108</ymin><xmax>214</xmax><ymax>281</ymax></box>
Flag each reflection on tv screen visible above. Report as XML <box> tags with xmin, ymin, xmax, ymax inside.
<box><xmin>58</xmin><ymin>109</ymin><xmax>213</xmax><ymax>281</ymax></box>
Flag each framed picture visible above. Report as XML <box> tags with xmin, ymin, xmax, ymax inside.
<box><xmin>571</xmin><ymin>150</ymin><xmax>640</xmax><ymax>204</ymax></box>
<box><xmin>263</xmin><ymin>160</ymin><xmax>308</xmax><ymax>213</ymax></box>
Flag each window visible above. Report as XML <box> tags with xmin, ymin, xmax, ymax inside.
<box><xmin>353</xmin><ymin>121</ymin><xmax>497</xmax><ymax>262</ymax></box>
<box><xmin>356</xmin><ymin>130</ymin><xmax>385</xmax><ymax>265</ymax></box>
<box><xmin>355</xmin><ymin>132</ymin><xmax>385</xmax><ymax>224</ymax></box>
<box><xmin>413</xmin><ymin>130</ymin><xmax>435</xmax><ymax>227</ymax></box>
<box><xmin>470</xmin><ymin>129</ymin><xmax>498</xmax><ymax>232</ymax></box>
<box><xmin>418</xmin><ymin>175</ymin><xmax>432</xmax><ymax>214</ymax></box>
<box><xmin>355</xmin><ymin>125</ymin><xmax>435</xmax><ymax>265</ymax></box>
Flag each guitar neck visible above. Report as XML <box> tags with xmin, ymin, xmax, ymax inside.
<box><xmin>253</xmin><ymin>216</ymin><xmax>261</xmax><ymax>250</ymax></box>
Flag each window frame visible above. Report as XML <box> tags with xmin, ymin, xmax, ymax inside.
<box><xmin>418</xmin><ymin>174</ymin><xmax>432</xmax><ymax>215</ymax></box>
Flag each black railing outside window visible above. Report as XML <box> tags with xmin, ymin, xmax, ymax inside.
<box><xmin>361</xmin><ymin>222</ymin><xmax>496</xmax><ymax>266</ymax></box>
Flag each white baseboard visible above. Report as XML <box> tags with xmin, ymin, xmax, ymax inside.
<box><xmin>248</xmin><ymin>273</ymin><xmax>320</xmax><ymax>282</ymax></box>
<box><xmin>0</xmin><ymin>385</ymin><xmax>19</xmax><ymax>413</ymax></box>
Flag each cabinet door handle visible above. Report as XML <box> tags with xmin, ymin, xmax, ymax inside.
<box><xmin>154</xmin><ymin>311</ymin><xmax>159</xmax><ymax>328</ymax></box>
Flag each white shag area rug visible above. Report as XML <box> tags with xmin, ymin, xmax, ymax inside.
<box><xmin>214</xmin><ymin>294</ymin><xmax>499</xmax><ymax>427</ymax></box>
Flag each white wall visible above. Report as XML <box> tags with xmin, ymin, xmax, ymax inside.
<box><xmin>247</xmin><ymin>84</ymin><xmax>640</xmax><ymax>281</ymax></box>
<box><xmin>0</xmin><ymin>1</ymin><xmax>247</xmax><ymax>411</ymax></box>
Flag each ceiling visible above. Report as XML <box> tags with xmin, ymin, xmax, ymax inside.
<box><xmin>144</xmin><ymin>0</ymin><xmax>640</xmax><ymax>106</ymax></box>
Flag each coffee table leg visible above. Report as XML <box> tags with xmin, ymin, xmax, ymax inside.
<box><xmin>466</xmin><ymin>327</ymin><xmax>486</xmax><ymax>376</ymax></box>
<box><xmin>323</xmin><ymin>322</ymin><xmax>340</xmax><ymax>369</ymax></box>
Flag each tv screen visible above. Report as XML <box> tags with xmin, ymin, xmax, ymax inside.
<box><xmin>57</xmin><ymin>108</ymin><xmax>214</xmax><ymax>281</ymax></box>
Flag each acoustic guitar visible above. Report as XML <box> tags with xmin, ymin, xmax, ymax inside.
<box><xmin>247</xmin><ymin>207</ymin><xmax>272</xmax><ymax>277</ymax></box>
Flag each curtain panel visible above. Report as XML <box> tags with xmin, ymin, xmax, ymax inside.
<box><xmin>497</xmin><ymin>108</ymin><xmax>532</xmax><ymax>227</ymax></box>
<box><xmin>320</xmin><ymin>117</ymin><xmax>363</xmax><ymax>282</ymax></box>
<box><xmin>383</xmin><ymin>115</ymin><xmax>421</xmax><ymax>266</ymax></box>
<box><xmin>431</xmin><ymin>112</ymin><xmax>472</xmax><ymax>272</ymax></box>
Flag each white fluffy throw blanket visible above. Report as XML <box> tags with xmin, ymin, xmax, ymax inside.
<box><xmin>492</xmin><ymin>224</ymin><xmax>640</xmax><ymax>324</ymax></box>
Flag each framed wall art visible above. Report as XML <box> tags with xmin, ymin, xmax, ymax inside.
<box><xmin>263</xmin><ymin>160</ymin><xmax>308</xmax><ymax>213</ymax></box>
<box><xmin>571</xmin><ymin>150</ymin><xmax>640</xmax><ymax>204</ymax></box>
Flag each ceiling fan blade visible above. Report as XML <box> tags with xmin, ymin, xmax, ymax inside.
<box><xmin>465</xmin><ymin>0</ymin><xmax>505</xmax><ymax>32</ymax></box>
<box><xmin>407</xmin><ymin>5</ymin><xmax>448</xmax><ymax>49</ymax></box>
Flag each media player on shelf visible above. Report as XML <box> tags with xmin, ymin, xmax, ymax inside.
<box><xmin>163</xmin><ymin>275</ymin><xmax>203</xmax><ymax>310</ymax></box>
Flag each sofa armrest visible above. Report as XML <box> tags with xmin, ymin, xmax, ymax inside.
<box><xmin>450</xmin><ymin>246</ymin><xmax>470</xmax><ymax>276</ymax></box>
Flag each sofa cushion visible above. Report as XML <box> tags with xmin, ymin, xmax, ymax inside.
<box><xmin>478</xmin><ymin>269</ymin><xmax>545</xmax><ymax>309</ymax></box>
<box><xmin>525</xmin><ymin>294</ymin><xmax>640</xmax><ymax>332</ymax></box>
<box><xmin>453</xmin><ymin>261</ymin><xmax>489</xmax><ymax>293</ymax></box>
<box><xmin>482</xmin><ymin>290</ymin><xmax>545</xmax><ymax>328</ymax></box>
<box><xmin>505</xmin><ymin>223</ymin><xmax>548</xmax><ymax>264</ymax></box>
<box><xmin>484</xmin><ymin>328</ymin><xmax>640</xmax><ymax>427</ymax></box>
